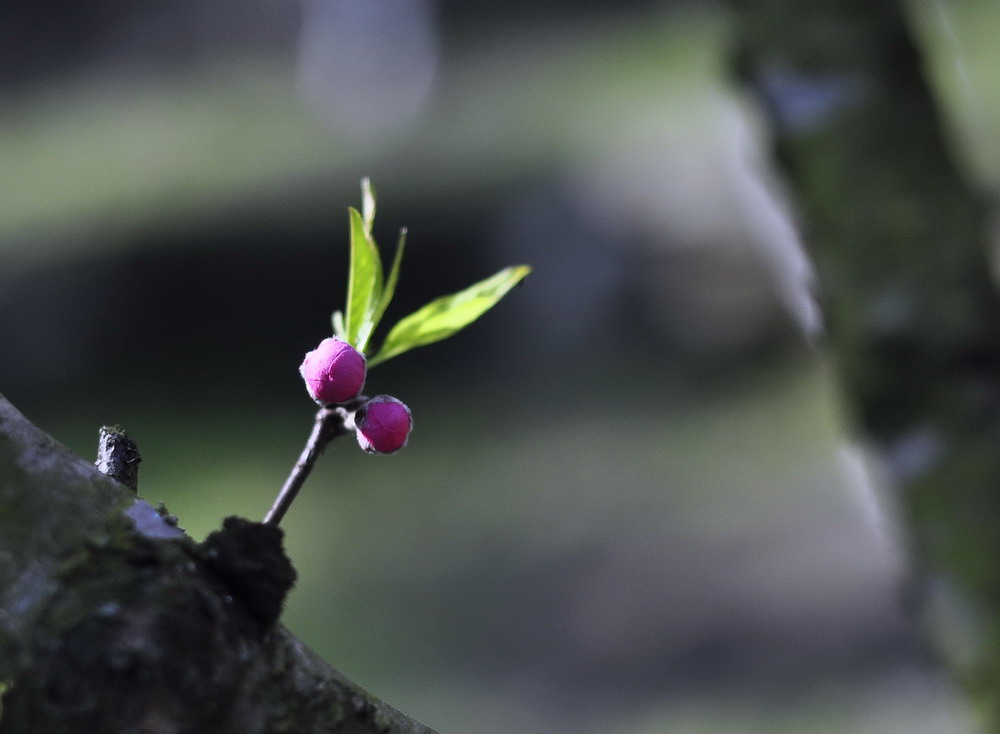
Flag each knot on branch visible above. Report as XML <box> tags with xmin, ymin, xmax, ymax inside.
<box><xmin>94</xmin><ymin>426</ymin><xmax>141</xmax><ymax>493</ymax></box>
<box><xmin>198</xmin><ymin>517</ymin><xmax>297</xmax><ymax>629</ymax></box>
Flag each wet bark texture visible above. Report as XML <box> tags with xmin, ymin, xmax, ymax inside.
<box><xmin>0</xmin><ymin>395</ymin><xmax>437</xmax><ymax>733</ymax></box>
<box><xmin>732</xmin><ymin>0</ymin><xmax>1000</xmax><ymax>727</ymax></box>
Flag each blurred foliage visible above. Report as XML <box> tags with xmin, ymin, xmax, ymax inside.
<box><xmin>0</xmin><ymin>12</ymin><xmax>727</xmax><ymax>268</ymax></box>
<box><xmin>735</xmin><ymin>0</ymin><xmax>1000</xmax><ymax>729</ymax></box>
<box><xmin>907</xmin><ymin>0</ymin><xmax>1000</xmax><ymax>191</ymax></box>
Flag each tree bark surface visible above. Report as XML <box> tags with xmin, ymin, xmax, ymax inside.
<box><xmin>0</xmin><ymin>394</ymin><xmax>437</xmax><ymax>734</ymax></box>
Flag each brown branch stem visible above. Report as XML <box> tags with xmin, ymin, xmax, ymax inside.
<box><xmin>264</xmin><ymin>399</ymin><xmax>364</xmax><ymax>525</ymax></box>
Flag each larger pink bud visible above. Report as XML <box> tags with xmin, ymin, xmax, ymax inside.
<box><xmin>299</xmin><ymin>337</ymin><xmax>367</xmax><ymax>404</ymax></box>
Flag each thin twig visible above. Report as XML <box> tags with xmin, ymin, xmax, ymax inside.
<box><xmin>264</xmin><ymin>399</ymin><xmax>363</xmax><ymax>525</ymax></box>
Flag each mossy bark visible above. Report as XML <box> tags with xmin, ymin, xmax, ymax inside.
<box><xmin>0</xmin><ymin>394</ymin><xmax>437</xmax><ymax>734</ymax></box>
<box><xmin>731</xmin><ymin>0</ymin><xmax>1000</xmax><ymax>727</ymax></box>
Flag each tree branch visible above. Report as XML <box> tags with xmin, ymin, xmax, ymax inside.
<box><xmin>0</xmin><ymin>393</ymin><xmax>437</xmax><ymax>733</ymax></box>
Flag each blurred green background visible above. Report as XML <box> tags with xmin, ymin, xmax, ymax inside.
<box><xmin>3</xmin><ymin>0</ymin><xmax>999</xmax><ymax>731</ymax></box>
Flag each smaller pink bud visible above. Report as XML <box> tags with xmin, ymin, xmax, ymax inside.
<box><xmin>355</xmin><ymin>396</ymin><xmax>412</xmax><ymax>454</ymax></box>
<box><xmin>299</xmin><ymin>337</ymin><xmax>367</xmax><ymax>404</ymax></box>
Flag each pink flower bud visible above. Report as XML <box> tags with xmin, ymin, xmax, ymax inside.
<box><xmin>355</xmin><ymin>396</ymin><xmax>412</xmax><ymax>454</ymax></box>
<box><xmin>299</xmin><ymin>337</ymin><xmax>366</xmax><ymax>404</ymax></box>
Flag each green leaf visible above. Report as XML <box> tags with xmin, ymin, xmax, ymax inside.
<box><xmin>368</xmin><ymin>265</ymin><xmax>531</xmax><ymax>367</ymax></box>
<box><xmin>345</xmin><ymin>207</ymin><xmax>383</xmax><ymax>350</ymax></box>
<box><xmin>370</xmin><ymin>227</ymin><xmax>407</xmax><ymax>334</ymax></box>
